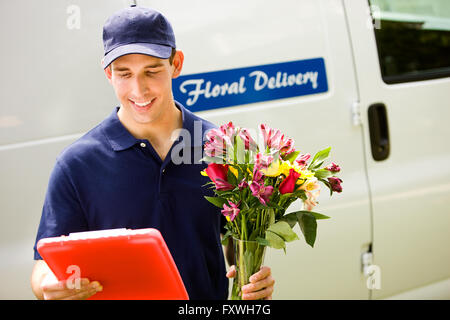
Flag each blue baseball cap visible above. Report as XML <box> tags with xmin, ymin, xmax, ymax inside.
<box><xmin>102</xmin><ymin>5</ymin><xmax>176</xmax><ymax>69</ymax></box>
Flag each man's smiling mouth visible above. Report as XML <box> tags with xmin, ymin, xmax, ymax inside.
<box><xmin>129</xmin><ymin>98</ymin><xmax>156</xmax><ymax>110</ymax></box>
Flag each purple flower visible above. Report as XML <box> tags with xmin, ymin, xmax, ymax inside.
<box><xmin>327</xmin><ymin>177</ymin><xmax>343</xmax><ymax>193</ymax></box>
<box><xmin>250</xmin><ymin>181</ymin><xmax>274</xmax><ymax>206</ymax></box>
<box><xmin>252</xmin><ymin>166</ymin><xmax>264</xmax><ymax>184</ymax></box>
<box><xmin>325</xmin><ymin>162</ymin><xmax>341</xmax><ymax>173</ymax></box>
<box><xmin>221</xmin><ymin>201</ymin><xmax>240</xmax><ymax>222</ymax></box>
<box><xmin>238</xmin><ymin>179</ymin><xmax>248</xmax><ymax>190</ymax></box>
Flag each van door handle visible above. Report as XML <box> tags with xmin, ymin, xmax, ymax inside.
<box><xmin>368</xmin><ymin>103</ymin><xmax>390</xmax><ymax>161</ymax></box>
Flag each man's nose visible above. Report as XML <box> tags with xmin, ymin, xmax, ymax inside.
<box><xmin>132</xmin><ymin>75</ymin><xmax>150</xmax><ymax>97</ymax></box>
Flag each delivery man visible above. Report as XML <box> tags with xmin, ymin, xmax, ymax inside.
<box><xmin>30</xmin><ymin>5</ymin><xmax>274</xmax><ymax>300</ymax></box>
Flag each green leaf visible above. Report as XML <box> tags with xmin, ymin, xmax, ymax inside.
<box><xmin>283</xmin><ymin>151</ymin><xmax>300</xmax><ymax>164</ymax></box>
<box><xmin>255</xmin><ymin>237</ymin><xmax>271</xmax><ymax>247</ymax></box>
<box><xmin>308</xmin><ymin>147</ymin><xmax>331</xmax><ymax>170</ymax></box>
<box><xmin>221</xmin><ymin>230</ymin><xmax>232</xmax><ymax>246</ymax></box>
<box><xmin>296</xmin><ymin>212</ymin><xmax>317</xmax><ymax>248</ymax></box>
<box><xmin>289</xmin><ymin>210</ymin><xmax>330</xmax><ymax>220</ymax></box>
<box><xmin>292</xmin><ymin>189</ymin><xmax>307</xmax><ymax>201</ymax></box>
<box><xmin>204</xmin><ymin>196</ymin><xmax>227</xmax><ymax>208</ymax></box>
<box><xmin>308</xmin><ymin>211</ymin><xmax>330</xmax><ymax>220</ymax></box>
<box><xmin>267</xmin><ymin>221</ymin><xmax>299</xmax><ymax>242</ymax></box>
<box><xmin>319</xmin><ymin>178</ymin><xmax>333</xmax><ymax>196</ymax></box>
<box><xmin>314</xmin><ymin>168</ymin><xmax>333</xmax><ymax>179</ymax></box>
<box><xmin>280</xmin><ymin>212</ymin><xmax>298</xmax><ymax>228</ymax></box>
<box><xmin>265</xmin><ymin>230</ymin><xmax>286</xmax><ymax>250</ymax></box>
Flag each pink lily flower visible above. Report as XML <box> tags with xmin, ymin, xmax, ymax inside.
<box><xmin>238</xmin><ymin>179</ymin><xmax>248</xmax><ymax>190</ymax></box>
<box><xmin>304</xmin><ymin>189</ymin><xmax>321</xmax><ymax>211</ymax></box>
<box><xmin>259</xmin><ymin>124</ymin><xmax>295</xmax><ymax>156</ymax></box>
<box><xmin>238</xmin><ymin>128</ymin><xmax>258</xmax><ymax>151</ymax></box>
<box><xmin>295</xmin><ymin>153</ymin><xmax>311</xmax><ymax>168</ymax></box>
<box><xmin>250</xmin><ymin>181</ymin><xmax>274</xmax><ymax>206</ymax></box>
<box><xmin>205</xmin><ymin>130</ymin><xmax>230</xmax><ymax>158</ymax></box>
<box><xmin>254</xmin><ymin>152</ymin><xmax>274</xmax><ymax>170</ymax></box>
<box><xmin>252</xmin><ymin>166</ymin><xmax>264</xmax><ymax>184</ymax></box>
<box><xmin>221</xmin><ymin>200</ymin><xmax>241</xmax><ymax>222</ymax></box>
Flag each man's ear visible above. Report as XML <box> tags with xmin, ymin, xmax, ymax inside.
<box><xmin>171</xmin><ymin>50</ymin><xmax>184</xmax><ymax>79</ymax></box>
<box><xmin>102</xmin><ymin>59</ymin><xmax>112</xmax><ymax>84</ymax></box>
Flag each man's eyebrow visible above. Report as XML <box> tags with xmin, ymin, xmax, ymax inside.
<box><xmin>144</xmin><ymin>63</ymin><xmax>164</xmax><ymax>69</ymax></box>
<box><xmin>112</xmin><ymin>63</ymin><xmax>164</xmax><ymax>72</ymax></box>
<box><xmin>113</xmin><ymin>66</ymin><xmax>130</xmax><ymax>72</ymax></box>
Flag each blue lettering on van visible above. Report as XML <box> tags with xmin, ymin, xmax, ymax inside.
<box><xmin>172</xmin><ymin>57</ymin><xmax>328</xmax><ymax>112</ymax></box>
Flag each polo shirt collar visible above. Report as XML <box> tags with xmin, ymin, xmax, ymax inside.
<box><xmin>102</xmin><ymin>101</ymin><xmax>203</xmax><ymax>152</ymax></box>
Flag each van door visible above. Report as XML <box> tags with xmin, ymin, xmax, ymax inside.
<box><xmin>344</xmin><ymin>0</ymin><xmax>450</xmax><ymax>299</ymax></box>
<box><xmin>138</xmin><ymin>0</ymin><xmax>373</xmax><ymax>298</ymax></box>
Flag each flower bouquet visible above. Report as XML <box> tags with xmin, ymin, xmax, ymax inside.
<box><xmin>200</xmin><ymin>122</ymin><xmax>343</xmax><ymax>300</ymax></box>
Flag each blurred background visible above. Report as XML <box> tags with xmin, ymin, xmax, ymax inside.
<box><xmin>0</xmin><ymin>0</ymin><xmax>449</xmax><ymax>299</ymax></box>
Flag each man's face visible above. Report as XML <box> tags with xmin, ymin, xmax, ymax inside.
<box><xmin>105</xmin><ymin>52</ymin><xmax>182</xmax><ymax>128</ymax></box>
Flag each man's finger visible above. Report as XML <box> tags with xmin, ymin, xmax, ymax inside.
<box><xmin>242</xmin><ymin>285</ymin><xmax>274</xmax><ymax>300</ymax></box>
<box><xmin>226</xmin><ymin>265</ymin><xmax>236</xmax><ymax>278</ymax></box>
<box><xmin>42</xmin><ymin>278</ymin><xmax>89</xmax><ymax>292</ymax></box>
<box><xmin>248</xmin><ymin>265</ymin><xmax>271</xmax><ymax>283</ymax></box>
<box><xmin>62</xmin><ymin>287</ymin><xmax>99</xmax><ymax>300</ymax></box>
<box><xmin>42</xmin><ymin>279</ymin><xmax>101</xmax><ymax>300</ymax></box>
<box><xmin>242</xmin><ymin>275</ymin><xmax>275</xmax><ymax>294</ymax></box>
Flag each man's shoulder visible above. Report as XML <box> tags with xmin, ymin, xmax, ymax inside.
<box><xmin>57</xmin><ymin>119</ymin><xmax>108</xmax><ymax>167</ymax></box>
<box><xmin>181</xmin><ymin>103</ymin><xmax>218</xmax><ymax>132</ymax></box>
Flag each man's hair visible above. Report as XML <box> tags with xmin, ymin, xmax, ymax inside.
<box><xmin>168</xmin><ymin>47</ymin><xmax>176</xmax><ymax>65</ymax></box>
<box><xmin>109</xmin><ymin>48</ymin><xmax>177</xmax><ymax>71</ymax></box>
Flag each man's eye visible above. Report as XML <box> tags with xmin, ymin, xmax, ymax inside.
<box><xmin>146</xmin><ymin>71</ymin><xmax>159</xmax><ymax>76</ymax></box>
<box><xmin>119</xmin><ymin>73</ymin><xmax>131</xmax><ymax>78</ymax></box>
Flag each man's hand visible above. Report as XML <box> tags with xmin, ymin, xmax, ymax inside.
<box><xmin>31</xmin><ymin>260</ymin><xmax>102</xmax><ymax>300</ymax></box>
<box><xmin>41</xmin><ymin>272</ymin><xmax>103</xmax><ymax>300</ymax></box>
<box><xmin>226</xmin><ymin>265</ymin><xmax>275</xmax><ymax>300</ymax></box>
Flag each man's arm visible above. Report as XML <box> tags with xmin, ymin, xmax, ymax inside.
<box><xmin>31</xmin><ymin>260</ymin><xmax>102</xmax><ymax>300</ymax></box>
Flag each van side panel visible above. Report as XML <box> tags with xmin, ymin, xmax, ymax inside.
<box><xmin>140</xmin><ymin>0</ymin><xmax>373</xmax><ymax>299</ymax></box>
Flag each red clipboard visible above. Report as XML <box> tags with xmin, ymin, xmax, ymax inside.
<box><xmin>36</xmin><ymin>228</ymin><xmax>189</xmax><ymax>300</ymax></box>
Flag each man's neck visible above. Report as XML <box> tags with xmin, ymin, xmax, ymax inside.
<box><xmin>118</xmin><ymin>99</ymin><xmax>183</xmax><ymax>147</ymax></box>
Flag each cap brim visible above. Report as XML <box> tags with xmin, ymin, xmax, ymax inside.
<box><xmin>102</xmin><ymin>43</ymin><xmax>172</xmax><ymax>69</ymax></box>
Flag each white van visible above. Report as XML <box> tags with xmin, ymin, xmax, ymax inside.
<box><xmin>0</xmin><ymin>0</ymin><xmax>449</xmax><ymax>299</ymax></box>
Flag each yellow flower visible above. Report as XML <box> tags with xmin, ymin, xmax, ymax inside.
<box><xmin>298</xmin><ymin>177</ymin><xmax>320</xmax><ymax>191</ymax></box>
<box><xmin>261</xmin><ymin>160</ymin><xmax>281</xmax><ymax>177</ymax></box>
<box><xmin>279</xmin><ymin>161</ymin><xmax>293</xmax><ymax>177</ymax></box>
<box><xmin>229</xmin><ymin>166</ymin><xmax>238</xmax><ymax>178</ymax></box>
<box><xmin>200</xmin><ymin>169</ymin><xmax>208</xmax><ymax>177</ymax></box>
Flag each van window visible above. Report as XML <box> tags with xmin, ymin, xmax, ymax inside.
<box><xmin>369</xmin><ymin>0</ymin><xmax>450</xmax><ymax>83</ymax></box>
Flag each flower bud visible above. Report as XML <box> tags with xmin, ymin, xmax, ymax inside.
<box><xmin>327</xmin><ymin>176</ymin><xmax>343</xmax><ymax>193</ymax></box>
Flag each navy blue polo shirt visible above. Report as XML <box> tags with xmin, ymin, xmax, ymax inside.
<box><xmin>33</xmin><ymin>101</ymin><xmax>228</xmax><ymax>300</ymax></box>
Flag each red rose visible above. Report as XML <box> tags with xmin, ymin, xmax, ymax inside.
<box><xmin>279</xmin><ymin>168</ymin><xmax>301</xmax><ymax>194</ymax></box>
<box><xmin>205</xmin><ymin>163</ymin><xmax>234</xmax><ymax>191</ymax></box>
